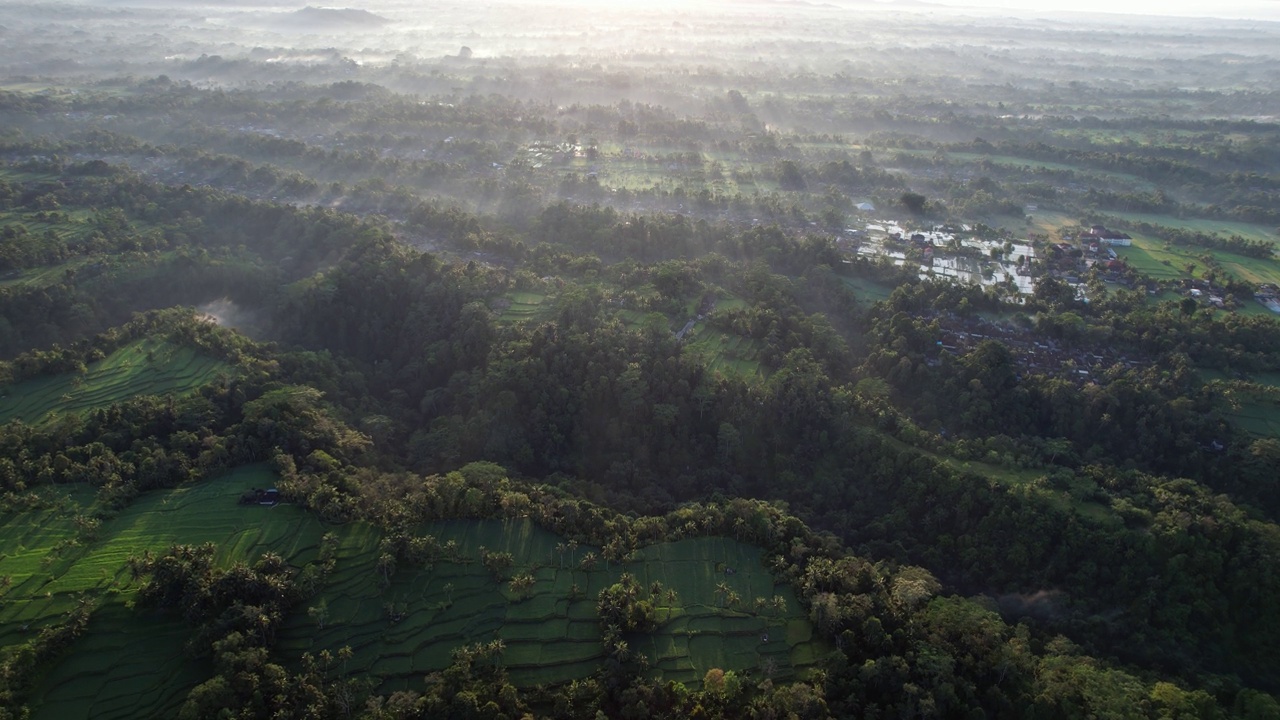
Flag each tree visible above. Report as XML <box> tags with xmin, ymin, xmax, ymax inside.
<box><xmin>777</xmin><ymin>161</ymin><xmax>808</xmax><ymax>191</ymax></box>
<box><xmin>508</xmin><ymin>573</ymin><xmax>536</xmax><ymax>599</ymax></box>
<box><xmin>900</xmin><ymin>192</ymin><xmax>928</xmax><ymax>214</ymax></box>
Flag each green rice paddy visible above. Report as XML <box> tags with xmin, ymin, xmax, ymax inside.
<box><xmin>2</xmin><ymin>467</ymin><xmax>825</xmax><ymax>717</ymax></box>
<box><xmin>496</xmin><ymin>291</ymin><xmax>553</xmax><ymax>324</ymax></box>
<box><xmin>683</xmin><ymin>326</ymin><xmax>765</xmax><ymax>380</ymax></box>
<box><xmin>0</xmin><ymin>337</ymin><xmax>232</xmax><ymax>425</ymax></box>
<box><xmin>0</xmin><ymin>208</ymin><xmax>97</xmax><ymax>246</ymax></box>
<box><xmin>1106</xmin><ymin>212</ymin><xmax>1276</xmax><ymax>246</ymax></box>
<box><xmin>1122</xmin><ymin>235</ymin><xmax>1280</xmax><ymax>288</ymax></box>
<box><xmin>0</xmin><ymin>256</ymin><xmax>98</xmax><ymax>289</ymax></box>
<box><xmin>279</xmin><ymin>518</ymin><xmax>823</xmax><ymax>692</ymax></box>
<box><xmin>3</xmin><ymin>464</ymin><xmax>324</xmax><ymax>720</ymax></box>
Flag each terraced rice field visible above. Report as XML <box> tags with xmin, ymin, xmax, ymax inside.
<box><xmin>0</xmin><ymin>208</ymin><xmax>97</xmax><ymax>245</ymax></box>
<box><xmin>3</xmin><ymin>467</ymin><xmax>824</xmax><ymax>716</ymax></box>
<box><xmin>279</xmin><ymin>520</ymin><xmax>824</xmax><ymax>692</ymax></box>
<box><xmin>0</xmin><ymin>256</ymin><xmax>99</xmax><ymax>289</ymax></box>
<box><xmin>683</xmin><ymin>326</ymin><xmax>765</xmax><ymax>379</ymax></box>
<box><xmin>496</xmin><ymin>291</ymin><xmax>553</xmax><ymax>324</ymax></box>
<box><xmin>2</xmin><ymin>465</ymin><xmax>344</xmax><ymax>720</ymax></box>
<box><xmin>0</xmin><ymin>337</ymin><xmax>232</xmax><ymax>425</ymax></box>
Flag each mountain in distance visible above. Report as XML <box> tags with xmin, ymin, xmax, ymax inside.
<box><xmin>269</xmin><ymin>6</ymin><xmax>392</xmax><ymax>29</ymax></box>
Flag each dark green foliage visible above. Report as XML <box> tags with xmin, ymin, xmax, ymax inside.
<box><xmin>4</xmin><ymin>133</ymin><xmax>1280</xmax><ymax>718</ymax></box>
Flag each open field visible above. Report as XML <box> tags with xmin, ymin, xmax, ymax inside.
<box><xmin>1023</xmin><ymin>210</ymin><xmax>1079</xmax><ymax>239</ymax></box>
<box><xmin>278</xmin><ymin>519</ymin><xmax>824</xmax><ymax>692</ymax></box>
<box><xmin>1119</xmin><ymin>234</ymin><xmax>1280</xmax><ymax>287</ymax></box>
<box><xmin>0</xmin><ymin>337</ymin><xmax>232</xmax><ymax>425</ymax></box>
<box><xmin>1098</xmin><ymin>216</ymin><xmax>1280</xmax><ymax>287</ymax></box>
<box><xmin>1107</xmin><ymin>212</ymin><xmax>1278</xmax><ymax>245</ymax></box>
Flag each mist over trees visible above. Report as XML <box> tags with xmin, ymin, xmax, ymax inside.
<box><xmin>3</xmin><ymin>0</ymin><xmax>1280</xmax><ymax>717</ymax></box>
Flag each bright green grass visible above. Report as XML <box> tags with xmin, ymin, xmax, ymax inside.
<box><xmin>278</xmin><ymin>520</ymin><xmax>824</xmax><ymax>692</ymax></box>
<box><xmin>683</xmin><ymin>326</ymin><xmax>765</xmax><ymax>380</ymax></box>
<box><xmin>0</xmin><ymin>337</ymin><xmax>232</xmax><ymax>425</ymax></box>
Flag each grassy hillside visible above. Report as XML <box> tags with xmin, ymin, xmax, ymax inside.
<box><xmin>0</xmin><ymin>337</ymin><xmax>232</xmax><ymax>425</ymax></box>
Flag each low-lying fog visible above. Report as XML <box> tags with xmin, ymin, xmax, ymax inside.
<box><xmin>2</xmin><ymin>0</ymin><xmax>1278</xmax><ymax>109</ymax></box>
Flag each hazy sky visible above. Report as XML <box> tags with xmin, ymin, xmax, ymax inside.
<box><xmin>894</xmin><ymin>0</ymin><xmax>1280</xmax><ymax>21</ymax></box>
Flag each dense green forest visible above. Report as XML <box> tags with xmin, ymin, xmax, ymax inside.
<box><xmin>4</xmin><ymin>0</ymin><xmax>1280</xmax><ymax>717</ymax></box>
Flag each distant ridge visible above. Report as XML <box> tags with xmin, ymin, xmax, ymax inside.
<box><xmin>275</xmin><ymin>6</ymin><xmax>392</xmax><ymax>29</ymax></box>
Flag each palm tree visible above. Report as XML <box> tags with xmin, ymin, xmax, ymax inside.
<box><xmin>714</xmin><ymin>582</ymin><xmax>730</xmax><ymax>607</ymax></box>
<box><xmin>509</xmin><ymin>573</ymin><xmax>536</xmax><ymax>599</ymax></box>
<box><xmin>610</xmin><ymin>639</ymin><xmax>630</xmax><ymax>662</ymax></box>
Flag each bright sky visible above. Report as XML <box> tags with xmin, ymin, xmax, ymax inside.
<box><xmin>889</xmin><ymin>0</ymin><xmax>1280</xmax><ymax>21</ymax></box>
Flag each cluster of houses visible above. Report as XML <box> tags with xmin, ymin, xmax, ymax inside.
<box><xmin>1041</xmin><ymin>226</ymin><xmax>1150</xmax><ymax>296</ymax></box>
<box><xmin>1183</xmin><ymin>278</ymin><xmax>1231</xmax><ymax>309</ymax></box>
<box><xmin>1077</xmin><ymin>225</ymin><xmax>1132</xmax><ymax>247</ymax></box>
